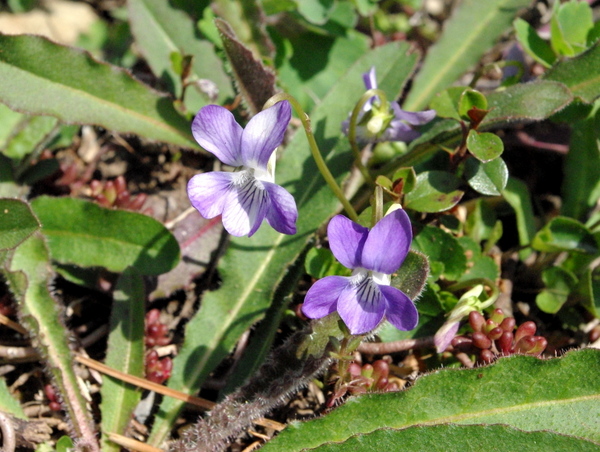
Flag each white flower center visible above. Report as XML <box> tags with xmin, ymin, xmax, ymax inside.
<box><xmin>350</xmin><ymin>268</ymin><xmax>391</xmax><ymax>286</ymax></box>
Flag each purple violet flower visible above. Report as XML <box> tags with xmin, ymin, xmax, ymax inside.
<box><xmin>302</xmin><ymin>209</ymin><xmax>418</xmax><ymax>335</ymax></box>
<box><xmin>187</xmin><ymin>101</ymin><xmax>298</xmax><ymax>237</ymax></box>
<box><xmin>342</xmin><ymin>67</ymin><xmax>436</xmax><ymax>143</ymax></box>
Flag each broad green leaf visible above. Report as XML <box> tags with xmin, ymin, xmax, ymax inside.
<box><xmin>127</xmin><ymin>0</ymin><xmax>234</xmax><ymax>113</ymax></box>
<box><xmin>0</xmin><ymin>34</ymin><xmax>194</xmax><ymax>148</ymax></box>
<box><xmin>466</xmin><ymin>130</ymin><xmax>503</xmax><ymax>162</ymax></box>
<box><xmin>275</xmin><ymin>28</ymin><xmax>370</xmax><ymax>113</ymax></box>
<box><xmin>550</xmin><ymin>0</ymin><xmax>593</xmax><ymax>57</ymax></box>
<box><xmin>100</xmin><ymin>268</ymin><xmax>145</xmax><ymax>452</ymax></box>
<box><xmin>561</xmin><ymin>102</ymin><xmax>600</xmax><ymax>220</ymax></box>
<box><xmin>465</xmin><ymin>199</ymin><xmax>498</xmax><ymax>243</ymax></box>
<box><xmin>297</xmin><ymin>0</ymin><xmax>335</xmax><ymax>24</ymax></box>
<box><xmin>2</xmin><ymin>115</ymin><xmax>58</xmax><ymax>160</ymax></box>
<box><xmin>536</xmin><ymin>266</ymin><xmax>578</xmax><ymax>314</ymax></box>
<box><xmin>305</xmin><ymin>424</ymin><xmax>600</xmax><ymax>452</ymax></box>
<box><xmin>404</xmin><ymin>171</ymin><xmax>464</xmax><ymax>213</ymax></box>
<box><xmin>31</xmin><ymin>196</ymin><xmax>180</xmax><ymax>275</ymax></box>
<box><xmin>3</xmin><ymin>233</ymin><xmax>98</xmax><ymax>450</ymax></box>
<box><xmin>148</xmin><ymin>41</ymin><xmax>419</xmax><ymax>446</ymax></box>
<box><xmin>457</xmin><ymin>236</ymin><xmax>500</xmax><ymax>283</ymax></box>
<box><xmin>262</xmin><ymin>349</ymin><xmax>600</xmax><ymax>450</ymax></box>
<box><xmin>412</xmin><ymin>225</ymin><xmax>467</xmax><ymax>281</ymax></box>
<box><xmin>464</xmin><ymin>156</ymin><xmax>508</xmax><ymax>196</ymax></box>
<box><xmin>532</xmin><ymin>216</ymin><xmax>599</xmax><ymax>254</ymax></box>
<box><xmin>0</xmin><ymin>198</ymin><xmax>40</xmax><ymax>250</ymax></box>
<box><xmin>544</xmin><ymin>42</ymin><xmax>600</xmax><ymax>104</ymax></box>
<box><xmin>404</xmin><ymin>0</ymin><xmax>531</xmax><ymax>110</ymax></box>
<box><xmin>502</xmin><ymin>178</ymin><xmax>536</xmax><ymax>260</ymax></box>
<box><xmin>305</xmin><ymin>247</ymin><xmax>349</xmax><ymax>279</ymax></box>
<box><xmin>0</xmin><ymin>103</ymin><xmax>25</xmax><ymax>149</ymax></box>
<box><xmin>429</xmin><ymin>86</ymin><xmax>467</xmax><ymax>121</ymax></box>
<box><xmin>484</xmin><ymin>81</ymin><xmax>573</xmax><ymax>126</ymax></box>
<box><xmin>513</xmin><ymin>18</ymin><xmax>556</xmax><ymax>68</ymax></box>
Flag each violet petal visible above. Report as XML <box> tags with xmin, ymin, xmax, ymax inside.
<box><xmin>362</xmin><ymin>209</ymin><xmax>412</xmax><ymax>274</ymax></box>
<box><xmin>192</xmin><ymin>105</ymin><xmax>243</xmax><ymax>166</ymax></box>
<box><xmin>221</xmin><ymin>178</ymin><xmax>269</xmax><ymax>237</ymax></box>
<box><xmin>337</xmin><ymin>277</ymin><xmax>386</xmax><ymax>335</ymax></box>
<box><xmin>391</xmin><ymin>103</ymin><xmax>437</xmax><ymax>125</ymax></box>
<box><xmin>327</xmin><ymin>215</ymin><xmax>369</xmax><ymax>270</ymax></box>
<box><xmin>362</xmin><ymin>67</ymin><xmax>378</xmax><ymax>91</ymax></box>
<box><xmin>302</xmin><ymin>276</ymin><xmax>349</xmax><ymax>319</ymax></box>
<box><xmin>241</xmin><ymin>101</ymin><xmax>291</xmax><ymax>169</ymax></box>
<box><xmin>187</xmin><ymin>171</ymin><xmax>234</xmax><ymax>219</ymax></box>
<box><xmin>263</xmin><ymin>182</ymin><xmax>298</xmax><ymax>235</ymax></box>
<box><xmin>380</xmin><ymin>285</ymin><xmax>419</xmax><ymax>331</ymax></box>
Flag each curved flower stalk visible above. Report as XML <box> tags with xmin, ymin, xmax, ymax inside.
<box><xmin>342</xmin><ymin>67</ymin><xmax>436</xmax><ymax>143</ymax></box>
<box><xmin>187</xmin><ymin>101</ymin><xmax>298</xmax><ymax>237</ymax></box>
<box><xmin>302</xmin><ymin>208</ymin><xmax>418</xmax><ymax>335</ymax></box>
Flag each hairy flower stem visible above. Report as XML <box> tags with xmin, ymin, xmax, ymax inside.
<box><xmin>171</xmin><ymin>314</ymin><xmax>358</xmax><ymax>452</ymax></box>
<box><xmin>264</xmin><ymin>93</ymin><xmax>359</xmax><ymax>222</ymax></box>
<box><xmin>348</xmin><ymin>89</ymin><xmax>389</xmax><ymax>186</ymax></box>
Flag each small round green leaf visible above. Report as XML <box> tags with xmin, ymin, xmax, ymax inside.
<box><xmin>404</xmin><ymin>171</ymin><xmax>464</xmax><ymax>213</ymax></box>
<box><xmin>458</xmin><ymin>88</ymin><xmax>488</xmax><ymax>120</ymax></box>
<box><xmin>464</xmin><ymin>157</ymin><xmax>508</xmax><ymax>196</ymax></box>
<box><xmin>532</xmin><ymin>216</ymin><xmax>599</xmax><ymax>254</ymax></box>
<box><xmin>0</xmin><ymin>198</ymin><xmax>40</xmax><ymax>250</ymax></box>
<box><xmin>466</xmin><ymin>130</ymin><xmax>504</xmax><ymax>162</ymax></box>
<box><xmin>536</xmin><ymin>266</ymin><xmax>578</xmax><ymax>314</ymax></box>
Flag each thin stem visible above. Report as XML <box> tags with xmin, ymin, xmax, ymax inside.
<box><xmin>264</xmin><ymin>93</ymin><xmax>359</xmax><ymax>222</ymax></box>
<box><xmin>358</xmin><ymin>336</ymin><xmax>434</xmax><ymax>354</ymax></box>
<box><xmin>348</xmin><ymin>89</ymin><xmax>389</xmax><ymax>186</ymax></box>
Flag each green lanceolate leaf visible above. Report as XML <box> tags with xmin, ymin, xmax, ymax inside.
<box><xmin>1</xmin><ymin>115</ymin><xmax>59</xmax><ymax>160</ymax></box>
<box><xmin>404</xmin><ymin>0</ymin><xmax>531</xmax><ymax>110</ymax></box>
<box><xmin>3</xmin><ymin>233</ymin><xmax>99</xmax><ymax>451</ymax></box>
<box><xmin>0</xmin><ymin>378</ymin><xmax>26</xmax><ymax>419</ymax></box>
<box><xmin>0</xmin><ymin>33</ymin><xmax>194</xmax><ymax>148</ymax></box>
<box><xmin>100</xmin><ymin>267</ymin><xmax>145</xmax><ymax>452</ymax></box>
<box><xmin>532</xmin><ymin>216</ymin><xmax>599</xmax><ymax>254</ymax></box>
<box><xmin>514</xmin><ymin>18</ymin><xmax>556</xmax><ymax>68</ymax></box>
<box><xmin>0</xmin><ymin>198</ymin><xmax>40</xmax><ymax>250</ymax></box>
<box><xmin>464</xmin><ymin>156</ymin><xmax>509</xmax><ymax>196</ymax></box>
<box><xmin>502</xmin><ymin>177</ymin><xmax>536</xmax><ymax>260</ymax></box>
<box><xmin>148</xmin><ymin>41</ymin><xmax>419</xmax><ymax>447</ymax></box>
<box><xmin>262</xmin><ymin>349</ymin><xmax>600</xmax><ymax>450</ymax></box>
<box><xmin>544</xmin><ymin>42</ymin><xmax>600</xmax><ymax>104</ymax></box>
<box><xmin>304</xmin><ymin>424</ymin><xmax>600</xmax><ymax>452</ymax></box>
<box><xmin>127</xmin><ymin>0</ymin><xmax>234</xmax><ymax>113</ymax></box>
<box><xmin>215</xmin><ymin>18</ymin><xmax>277</xmax><ymax>115</ymax></box>
<box><xmin>404</xmin><ymin>171</ymin><xmax>464</xmax><ymax>213</ymax></box>
<box><xmin>561</xmin><ymin>103</ymin><xmax>600</xmax><ymax>220</ymax></box>
<box><xmin>31</xmin><ymin>196</ymin><xmax>180</xmax><ymax>275</ymax></box>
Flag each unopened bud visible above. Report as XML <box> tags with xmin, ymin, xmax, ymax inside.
<box><xmin>499</xmin><ymin>317</ymin><xmax>516</xmax><ymax>333</ymax></box>
<box><xmin>472</xmin><ymin>332</ymin><xmax>492</xmax><ymax>349</ymax></box>
<box><xmin>469</xmin><ymin>311</ymin><xmax>485</xmax><ymax>332</ymax></box>
<box><xmin>515</xmin><ymin>321</ymin><xmax>537</xmax><ymax>343</ymax></box>
<box><xmin>496</xmin><ymin>332</ymin><xmax>514</xmax><ymax>354</ymax></box>
<box><xmin>487</xmin><ymin>327</ymin><xmax>504</xmax><ymax>341</ymax></box>
<box><xmin>480</xmin><ymin>349</ymin><xmax>495</xmax><ymax>363</ymax></box>
<box><xmin>490</xmin><ymin>308</ymin><xmax>505</xmax><ymax>325</ymax></box>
